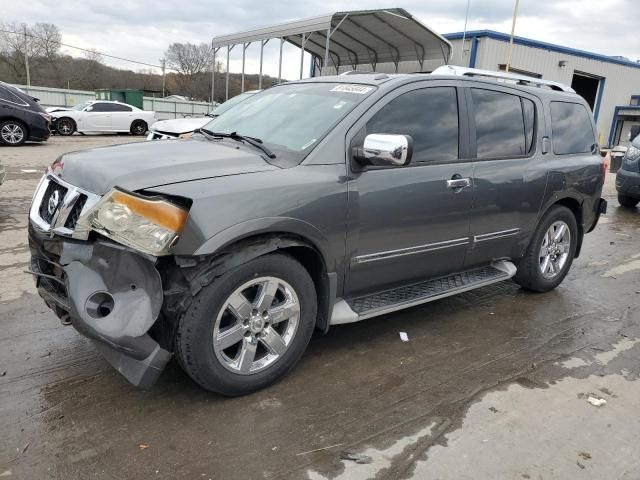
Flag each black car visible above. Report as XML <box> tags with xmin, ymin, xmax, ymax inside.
<box><xmin>0</xmin><ymin>81</ymin><xmax>51</xmax><ymax>146</ymax></box>
<box><xmin>616</xmin><ymin>135</ymin><xmax>640</xmax><ymax>207</ymax></box>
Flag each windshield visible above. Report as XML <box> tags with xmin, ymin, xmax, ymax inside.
<box><xmin>203</xmin><ymin>82</ymin><xmax>375</xmax><ymax>163</ymax></box>
<box><xmin>210</xmin><ymin>92</ymin><xmax>256</xmax><ymax>116</ymax></box>
<box><xmin>73</xmin><ymin>101</ymin><xmax>92</xmax><ymax>111</ymax></box>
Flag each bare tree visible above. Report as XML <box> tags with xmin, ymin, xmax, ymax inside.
<box><xmin>0</xmin><ymin>22</ymin><xmax>61</xmax><ymax>83</ymax></box>
<box><xmin>165</xmin><ymin>42</ymin><xmax>213</xmax><ymax>98</ymax></box>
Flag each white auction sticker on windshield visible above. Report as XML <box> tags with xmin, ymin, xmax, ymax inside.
<box><xmin>330</xmin><ymin>84</ymin><xmax>373</xmax><ymax>94</ymax></box>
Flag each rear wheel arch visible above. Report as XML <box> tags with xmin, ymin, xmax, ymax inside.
<box><xmin>0</xmin><ymin>118</ymin><xmax>29</xmax><ymax>143</ymax></box>
<box><xmin>130</xmin><ymin>119</ymin><xmax>148</xmax><ymax>135</ymax></box>
<box><xmin>536</xmin><ymin>196</ymin><xmax>584</xmax><ymax>258</ymax></box>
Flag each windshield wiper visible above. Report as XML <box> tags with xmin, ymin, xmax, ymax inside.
<box><xmin>195</xmin><ymin>128</ymin><xmax>276</xmax><ymax>159</ymax></box>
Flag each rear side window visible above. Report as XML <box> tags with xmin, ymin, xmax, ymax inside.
<box><xmin>471</xmin><ymin>88</ymin><xmax>530</xmax><ymax>159</ymax></box>
<box><xmin>110</xmin><ymin>103</ymin><xmax>132</xmax><ymax>112</ymax></box>
<box><xmin>550</xmin><ymin>102</ymin><xmax>595</xmax><ymax>155</ymax></box>
<box><xmin>365</xmin><ymin>87</ymin><xmax>459</xmax><ymax>163</ymax></box>
<box><xmin>0</xmin><ymin>85</ymin><xmax>28</xmax><ymax>106</ymax></box>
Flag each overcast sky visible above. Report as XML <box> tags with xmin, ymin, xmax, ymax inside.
<box><xmin>3</xmin><ymin>0</ymin><xmax>637</xmax><ymax>80</ymax></box>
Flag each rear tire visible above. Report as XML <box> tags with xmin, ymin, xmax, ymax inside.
<box><xmin>130</xmin><ymin>120</ymin><xmax>147</xmax><ymax>136</ymax></box>
<box><xmin>0</xmin><ymin>120</ymin><xmax>27</xmax><ymax>146</ymax></box>
<box><xmin>513</xmin><ymin>205</ymin><xmax>578</xmax><ymax>293</ymax></box>
<box><xmin>176</xmin><ymin>253</ymin><xmax>317</xmax><ymax>396</ymax></box>
<box><xmin>618</xmin><ymin>194</ymin><xmax>639</xmax><ymax>208</ymax></box>
<box><xmin>56</xmin><ymin>118</ymin><xmax>76</xmax><ymax>136</ymax></box>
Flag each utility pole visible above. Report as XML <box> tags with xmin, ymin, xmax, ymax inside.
<box><xmin>506</xmin><ymin>0</ymin><xmax>520</xmax><ymax>72</ymax></box>
<box><xmin>460</xmin><ymin>0</ymin><xmax>471</xmax><ymax>66</ymax></box>
<box><xmin>161</xmin><ymin>58</ymin><xmax>166</xmax><ymax>97</ymax></box>
<box><xmin>24</xmin><ymin>25</ymin><xmax>31</xmax><ymax>86</ymax></box>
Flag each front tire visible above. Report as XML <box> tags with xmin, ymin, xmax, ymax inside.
<box><xmin>513</xmin><ymin>205</ymin><xmax>578</xmax><ymax>293</ymax></box>
<box><xmin>0</xmin><ymin>120</ymin><xmax>27</xmax><ymax>146</ymax></box>
<box><xmin>618</xmin><ymin>194</ymin><xmax>639</xmax><ymax>208</ymax></box>
<box><xmin>56</xmin><ymin>118</ymin><xmax>76</xmax><ymax>136</ymax></box>
<box><xmin>176</xmin><ymin>253</ymin><xmax>317</xmax><ymax>396</ymax></box>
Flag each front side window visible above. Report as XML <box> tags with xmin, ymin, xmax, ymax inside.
<box><xmin>550</xmin><ymin>102</ymin><xmax>595</xmax><ymax>155</ymax></box>
<box><xmin>204</xmin><ymin>82</ymin><xmax>375</xmax><ymax>164</ymax></box>
<box><xmin>364</xmin><ymin>87</ymin><xmax>459</xmax><ymax>163</ymax></box>
<box><xmin>90</xmin><ymin>103</ymin><xmax>111</xmax><ymax>112</ymax></box>
<box><xmin>472</xmin><ymin>88</ymin><xmax>528</xmax><ymax>159</ymax></box>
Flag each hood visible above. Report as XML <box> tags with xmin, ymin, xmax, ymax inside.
<box><xmin>46</xmin><ymin>106</ymin><xmax>73</xmax><ymax>113</ymax></box>
<box><xmin>56</xmin><ymin>137</ymin><xmax>279</xmax><ymax>195</ymax></box>
<box><xmin>150</xmin><ymin>116</ymin><xmax>211</xmax><ymax>135</ymax></box>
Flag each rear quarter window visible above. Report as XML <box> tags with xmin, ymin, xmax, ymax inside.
<box><xmin>550</xmin><ymin>102</ymin><xmax>595</xmax><ymax>155</ymax></box>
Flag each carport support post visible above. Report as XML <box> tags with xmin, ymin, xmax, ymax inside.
<box><xmin>299</xmin><ymin>33</ymin><xmax>306</xmax><ymax>79</ymax></box>
<box><xmin>324</xmin><ymin>28</ymin><xmax>331</xmax><ymax>76</ymax></box>
<box><xmin>259</xmin><ymin>40</ymin><xmax>266</xmax><ymax>89</ymax></box>
<box><xmin>161</xmin><ymin>58</ymin><xmax>166</xmax><ymax>98</ymax></box>
<box><xmin>211</xmin><ymin>47</ymin><xmax>217</xmax><ymax>104</ymax></box>
<box><xmin>278</xmin><ymin>38</ymin><xmax>284</xmax><ymax>83</ymax></box>
<box><xmin>225</xmin><ymin>45</ymin><xmax>231</xmax><ymax>101</ymax></box>
<box><xmin>241</xmin><ymin>43</ymin><xmax>249</xmax><ymax>93</ymax></box>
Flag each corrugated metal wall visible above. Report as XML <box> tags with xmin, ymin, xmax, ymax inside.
<box><xmin>322</xmin><ymin>35</ymin><xmax>640</xmax><ymax>146</ymax></box>
<box><xmin>15</xmin><ymin>85</ymin><xmax>213</xmax><ymax>121</ymax></box>
<box><xmin>447</xmin><ymin>37</ymin><xmax>640</xmax><ymax>145</ymax></box>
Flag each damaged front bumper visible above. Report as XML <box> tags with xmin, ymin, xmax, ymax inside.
<box><xmin>28</xmin><ymin>226</ymin><xmax>172</xmax><ymax>387</ymax></box>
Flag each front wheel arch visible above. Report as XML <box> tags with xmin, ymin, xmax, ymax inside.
<box><xmin>181</xmin><ymin>233</ymin><xmax>332</xmax><ymax>332</ymax></box>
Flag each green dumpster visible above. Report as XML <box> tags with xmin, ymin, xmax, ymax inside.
<box><xmin>95</xmin><ymin>89</ymin><xmax>144</xmax><ymax>109</ymax></box>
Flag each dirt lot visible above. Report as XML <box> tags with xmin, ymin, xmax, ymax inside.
<box><xmin>1</xmin><ymin>136</ymin><xmax>640</xmax><ymax>479</ymax></box>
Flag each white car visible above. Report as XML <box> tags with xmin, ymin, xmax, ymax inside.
<box><xmin>50</xmin><ymin>100</ymin><xmax>156</xmax><ymax>136</ymax></box>
<box><xmin>147</xmin><ymin>90</ymin><xmax>259</xmax><ymax>140</ymax></box>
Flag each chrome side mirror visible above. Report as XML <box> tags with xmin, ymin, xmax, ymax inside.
<box><xmin>355</xmin><ymin>133</ymin><xmax>413</xmax><ymax>167</ymax></box>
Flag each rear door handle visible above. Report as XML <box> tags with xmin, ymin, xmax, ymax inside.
<box><xmin>446</xmin><ymin>177</ymin><xmax>471</xmax><ymax>190</ymax></box>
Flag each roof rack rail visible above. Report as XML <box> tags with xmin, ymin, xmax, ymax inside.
<box><xmin>339</xmin><ymin>70</ymin><xmax>375</xmax><ymax>75</ymax></box>
<box><xmin>431</xmin><ymin>65</ymin><xmax>575</xmax><ymax>93</ymax></box>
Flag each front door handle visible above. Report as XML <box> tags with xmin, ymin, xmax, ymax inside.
<box><xmin>446</xmin><ymin>176</ymin><xmax>471</xmax><ymax>190</ymax></box>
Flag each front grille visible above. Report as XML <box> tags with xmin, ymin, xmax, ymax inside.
<box><xmin>38</xmin><ymin>181</ymin><xmax>68</xmax><ymax>224</ymax></box>
<box><xmin>31</xmin><ymin>174</ymin><xmax>99</xmax><ymax>238</ymax></box>
<box><xmin>64</xmin><ymin>194</ymin><xmax>87</xmax><ymax>229</ymax></box>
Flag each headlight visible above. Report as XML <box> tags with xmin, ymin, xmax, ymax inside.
<box><xmin>79</xmin><ymin>188</ymin><xmax>188</xmax><ymax>256</ymax></box>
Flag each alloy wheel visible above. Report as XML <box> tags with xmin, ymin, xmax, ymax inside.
<box><xmin>1</xmin><ymin>123</ymin><xmax>25</xmax><ymax>144</ymax></box>
<box><xmin>539</xmin><ymin>220</ymin><xmax>571</xmax><ymax>279</ymax></box>
<box><xmin>212</xmin><ymin>276</ymin><xmax>301</xmax><ymax>375</ymax></box>
<box><xmin>57</xmin><ymin>120</ymin><xmax>73</xmax><ymax>135</ymax></box>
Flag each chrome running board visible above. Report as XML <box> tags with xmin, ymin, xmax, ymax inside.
<box><xmin>329</xmin><ymin>260</ymin><xmax>516</xmax><ymax>325</ymax></box>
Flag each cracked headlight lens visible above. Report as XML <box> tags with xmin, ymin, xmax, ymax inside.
<box><xmin>81</xmin><ymin>188</ymin><xmax>188</xmax><ymax>255</ymax></box>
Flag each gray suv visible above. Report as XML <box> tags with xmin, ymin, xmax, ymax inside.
<box><xmin>28</xmin><ymin>67</ymin><xmax>607</xmax><ymax>395</ymax></box>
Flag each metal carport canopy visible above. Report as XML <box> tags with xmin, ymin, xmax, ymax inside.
<box><xmin>210</xmin><ymin>8</ymin><xmax>452</xmax><ymax>100</ymax></box>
